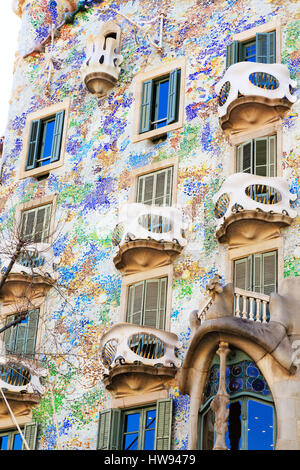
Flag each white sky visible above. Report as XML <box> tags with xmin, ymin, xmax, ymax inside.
<box><xmin>0</xmin><ymin>3</ymin><xmax>21</xmax><ymax>136</ymax></box>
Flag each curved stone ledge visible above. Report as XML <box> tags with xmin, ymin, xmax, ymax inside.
<box><xmin>113</xmin><ymin>239</ymin><xmax>183</xmax><ymax>274</ymax></box>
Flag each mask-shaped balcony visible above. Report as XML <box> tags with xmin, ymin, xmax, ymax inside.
<box><xmin>100</xmin><ymin>323</ymin><xmax>182</xmax><ymax>398</ymax></box>
<box><xmin>213</xmin><ymin>173</ymin><xmax>297</xmax><ymax>246</ymax></box>
<box><xmin>0</xmin><ymin>353</ymin><xmax>47</xmax><ymax>396</ymax></box>
<box><xmin>215</xmin><ymin>62</ymin><xmax>297</xmax><ymax>133</ymax></box>
<box><xmin>112</xmin><ymin>203</ymin><xmax>187</xmax><ymax>274</ymax></box>
<box><xmin>81</xmin><ymin>21</ymin><xmax>123</xmax><ymax>97</ymax></box>
<box><xmin>0</xmin><ymin>243</ymin><xmax>58</xmax><ymax>304</ymax></box>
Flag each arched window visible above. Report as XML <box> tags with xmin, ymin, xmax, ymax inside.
<box><xmin>199</xmin><ymin>349</ymin><xmax>276</xmax><ymax>450</ymax></box>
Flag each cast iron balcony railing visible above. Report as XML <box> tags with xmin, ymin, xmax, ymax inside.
<box><xmin>215</xmin><ymin>62</ymin><xmax>297</xmax><ymax>132</ymax></box>
<box><xmin>213</xmin><ymin>173</ymin><xmax>297</xmax><ymax>243</ymax></box>
<box><xmin>112</xmin><ymin>203</ymin><xmax>187</xmax><ymax>273</ymax></box>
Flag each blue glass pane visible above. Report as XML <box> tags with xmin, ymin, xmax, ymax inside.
<box><xmin>124</xmin><ymin>433</ymin><xmax>139</xmax><ymax>450</ymax></box>
<box><xmin>247</xmin><ymin>400</ymin><xmax>274</xmax><ymax>450</ymax></box>
<box><xmin>156</xmin><ymin>80</ymin><xmax>169</xmax><ymax>128</ymax></box>
<box><xmin>144</xmin><ymin>429</ymin><xmax>155</xmax><ymax>450</ymax></box>
<box><xmin>145</xmin><ymin>410</ymin><xmax>156</xmax><ymax>429</ymax></box>
<box><xmin>0</xmin><ymin>435</ymin><xmax>9</xmax><ymax>450</ymax></box>
<box><xmin>125</xmin><ymin>413</ymin><xmax>140</xmax><ymax>433</ymax></box>
<box><xmin>13</xmin><ymin>434</ymin><xmax>22</xmax><ymax>450</ymax></box>
<box><xmin>43</xmin><ymin>120</ymin><xmax>55</xmax><ymax>159</ymax></box>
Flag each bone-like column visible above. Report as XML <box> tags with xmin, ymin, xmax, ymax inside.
<box><xmin>210</xmin><ymin>341</ymin><xmax>230</xmax><ymax>450</ymax></box>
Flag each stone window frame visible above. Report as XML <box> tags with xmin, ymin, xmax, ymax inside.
<box><xmin>15</xmin><ymin>194</ymin><xmax>58</xmax><ymax>246</ymax></box>
<box><xmin>128</xmin><ymin>156</ymin><xmax>179</xmax><ymax>205</ymax></box>
<box><xmin>231</xmin><ymin>18</ymin><xmax>282</xmax><ymax>64</ymax></box>
<box><xmin>119</xmin><ymin>264</ymin><xmax>173</xmax><ymax>332</ymax></box>
<box><xmin>131</xmin><ymin>58</ymin><xmax>186</xmax><ymax>143</ymax></box>
<box><xmin>225</xmin><ymin>237</ymin><xmax>283</xmax><ymax>288</ymax></box>
<box><xmin>229</xmin><ymin>122</ymin><xmax>283</xmax><ymax>177</ymax></box>
<box><xmin>19</xmin><ymin>98</ymin><xmax>71</xmax><ymax>180</ymax></box>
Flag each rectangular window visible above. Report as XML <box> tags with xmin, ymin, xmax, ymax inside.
<box><xmin>140</xmin><ymin>69</ymin><xmax>180</xmax><ymax>134</ymax></box>
<box><xmin>236</xmin><ymin>135</ymin><xmax>276</xmax><ymax>177</ymax></box>
<box><xmin>126</xmin><ymin>277</ymin><xmax>168</xmax><ymax>330</ymax></box>
<box><xmin>26</xmin><ymin>111</ymin><xmax>65</xmax><ymax>171</ymax></box>
<box><xmin>97</xmin><ymin>399</ymin><xmax>173</xmax><ymax>450</ymax></box>
<box><xmin>20</xmin><ymin>204</ymin><xmax>52</xmax><ymax>243</ymax></box>
<box><xmin>234</xmin><ymin>251</ymin><xmax>277</xmax><ymax>295</ymax></box>
<box><xmin>226</xmin><ymin>31</ymin><xmax>276</xmax><ymax>68</ymax></box>
<box><xmin>137</xmin><ymin>167</ymin><xmax>173</xmax><ymax>206</ymax></box>
<box><xmin>3</xmin><ymin>309</ymin><xmax>39</xmax><ymax>359</ymax></box>
<box><xmin>0</xmin><ymin>424</ymin><xmax>38</xmax><ymax>451</ymax></box>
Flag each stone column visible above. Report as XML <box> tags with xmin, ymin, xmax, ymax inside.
<box><xmin>210</xmin><ymin>341</ymin><xmax>230</xmax><ymax>450</ymax></box>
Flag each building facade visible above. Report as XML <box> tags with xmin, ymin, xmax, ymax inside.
<box><xmin>0</xmin><ymin>0</ymin><xmax>299</xmax><ymax>450</ymax></box>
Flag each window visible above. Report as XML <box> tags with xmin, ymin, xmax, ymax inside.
<box><xmin>140</xmin><ymin>69</ymin><xmax>180</xmax><ymax>134</ymax></box>
<box><xmin>97</xmin><ymin>399</ymin><xmax>172</xmax><ymax>450</ymax></box>
<box><xmin>126</xmin><ymin>277</ymin><xmax>167</xmax><ymax>329</ymax></box>
<box><xmin>26</xmin><ymin>111</ymin><xmax>65</xmax><ymax>171</ymax></box>
<box><xmin>236</xmin><ymin>135</ymin><xmax>276</xmax><ymax>177</ymax></box>
<box><xmin>20</xmin><ymin>204</ymin><xmax>52</xmax><ymax>243</ymax></box>
<box><xmin>3</xmin><ymin>309</ymin><xmax>39</xmax><ymax>359</ymax></box>
<box><xmin>199</xmin><ymin>350</ymin><xmax>276</xmax><ymax>450</ymax></box>
<box><xmin>137</xmin><ymin>167</ymin><xmax>173</xmax><ymax>206</ymax></box>
<box><xmin>234</xmin><ymin>251</ymin><xmax>277</xmax><ymax>295</ymax></box>
<box><xmin>226</xmin><ymin>31</ymin><xmax>276</xmax><ymax>68</ymax></box>
<box><xmin>0</xmin><ymin>424</ymin><xmax>38</xmax><ymax>450</ymax></box>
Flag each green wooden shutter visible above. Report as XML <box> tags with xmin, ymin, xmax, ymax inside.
<box><xmin>22</xmin><ymin>422</ymin><xmax>38</xmax><ymax>450</ymax></box>
<box><xmin>254</xmin><ymin>137</ymin><xmax>268</xmax><ymax>177</ymax></box>
<box><xmin>226</xmin><ymin>41</ymin><xmax>240</xmax><ymax>68</ymax></box>
<box><xmin>167</xmin><ymin>69</ymin><xmax>179</xmax><ymax>125</ymax></box>
<box><xmin>234</xmin><ymin>256</ymin><xmax>252</xmax><ymax>291</ymax></box>
<box><xmin>34</xmin><ymin>204</ymin><xmax>52</xmax><ymax>242</ymax></box>
<box><xmin>97</xmin><ymin>409</ymin><xmax>121</xmax><ymax>450</ymax></box>
<box><xmin>237</xmin><ymin>140</ymin><xmax>253</xmax><ymax>173</ymax></box>
<box><xmin>268</xmin><ymin>135</ymin><xmax>276</xmax><ymax>177</ymax></box>
<box><xmin>253</xmin><ymin>253</ymin><xmax>263</xmax><ymax>293</ymax></box>
<box><xmin>262</xmin><ymin>251</ymin><xmax>277</xmax><ymax>295</ymax></box>
<box><xmin>50</xmin><ymin>110</ymin><xmax>65</xmax><ymax>163</ymax></box>
<box><xmin>21</xmin><ymin>209</ymin><xmax>36</xmax><ymax>241</ymax></box>
<box><xmin>26</xmin><ymin>119</ymin><xmax>42</xmax><ymax>170</ymax></box>
<box><xmin>155</xmin><ymin>398</ymin><xmax>173</xmax><ymax>450</ymax></box>
<box><xmin>256</xmin><ymin>32</ymin><xmax>275</xmax><ymax>63</ymax></box>
<box><xmin>127</xmin><ymin>282</ymin><xmax>144</xmax><ymax>325</ymax></box>
<box><xmin>143</xmin><ymin>279</ymin><xmax>160</xmax><ymax>328</ymax></box>
<box><xmin>140</xmin><ymin>80</ymin><xmax>154</xmax><ymax>133</ymax></box>
<box><xmin>24</xmin><ymin>309</ymin><xmax>39</xmax><ymax>358</ymax></box>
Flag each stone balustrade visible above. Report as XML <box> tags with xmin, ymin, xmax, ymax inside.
<box><xmin>100</xmin><ymin>322</ymin><xmax>182</xmax><ymax>374</ymax></box>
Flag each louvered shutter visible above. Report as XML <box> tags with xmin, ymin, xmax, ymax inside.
<box><xmin>22</xmin><ymin>422</ymin><xmax>38</xmax><ymax>450</ymax></box>
<box><xmin>24</xmin><ymin>309</ymin><xmax>39</xmax><ymax>359</ymax></box>
<box><xmin>158</xmin><ymin>277</ymin><xmax>167</xmax><ymax>330</ymax></box>
<box><xmin>97</xmin><ymin>409</ymin><xmax>121</xmax><ymax>450</ymax></box>
<box><xmin>167</xmin><ymin>69</ymin><xmax>179</xmax><ymax>125</ymax></box>
<box><xmin>262</xmin><ymin>251</ymin><xmax>277</xmax><ymax>295</ymax></box>
<box><xmin>254</xmin><ymin>137</ymin><xmax>268</xmax><ymax>177</ymax></box>
<box><xmin>140</xmin><ymin>80</ymin><xmax>154</xmax><ymax>133</ymax></box>
<box><xmin>26</xmin><ymin>120</ymin><xmax>42</xmax><ymax>171</ymax></box>
<box><xmin>234</xmin><ymin>256</ymin><xmax>251</xmax><ymax>291</ymax></box>
<box><xmin>267</xmin><ymin>31</ymin><xmax>276</xmax><ymax>64</ymax></box>
<box><xmin>226</xmin><ymin>41</ymin><xmax>240</xmax><ymax>68</ymax></box>
<box><xmin>35</xmin><ymin>205</ymin><xmax>51</xmax><ymax>242</ymax></box>
<box><xmin>155</xmin><ymin>398</ymin><xmax>173</xmax><ymax>450</ymax></box>
<box><xmin>237</xmin><ymin>140</ymin><xmax>252</xmax><ymax>173</ymax></box>
<box><xmin>140</xmin><ymin>173</ymin><xmax>155</xmax><ymax>205</ymax></box>
<box><xmin>3</xmin><ymin>316</ymin><xmax>15</xmax><ymax>354</ymax></box>
<box><xmin>127</xmin><ymin>282</ymin><xmax>144</xmax><ymax>325</ymax></box>
<box><xmin>21</xmin><ymin>210</ymin><xmax>36</xmax><ymax>241</ymax></box>
<box><xmin>253</xmin><ymin>254</ymin><xmax>263</xmax><ymax>293</ymax></box>
<box><xmin>50</xmin><ymin>110</ymin><xmax>65</xmax><ymax>163</ymax></box>
<box><xmin>256</xmin><ymin>33</ymin><xmax>272</xmax><ymax>63</ymax></box>
<box><xmin>143</xmin><ymin>279</ymin><xmax>160</xmax><ymax>328</ymax></box>
<box><xmin>268</xmin><ymin>135</ymin><xmax>276</xmax><ymax>177</ymax></box>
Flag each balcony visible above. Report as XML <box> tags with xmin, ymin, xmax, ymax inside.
<box><xmin>0</xmin><ymin>243</ymin><xmax>58</xmax><ymax>304</ymax></box>
<box><xmin>81</xmin><ymin>21</ymin><xmax>123</xmax><ymax>97</ymax></box>
<box><xmin>213</xmin><ymin>173</ymin><xmax>297</xmax><ymax>246</ymax></box>
<box><xmin>215</xmin><ymin>62</ymin><xmax>297</xmax><ymax>132</ymax></box>
<box><xmin>0</xmin><ymin>353</ymin><xmax>47</xmax><ymax>395</ymax></box>
<box><xmin>100</xmin><ymin>322</ymin><xmax>182</xmax><ymax>397</ymax></box>
<box><xmin>112</xmin><ymin>203</ymin><xmax>187</xmax><ymax>274</ymax></box>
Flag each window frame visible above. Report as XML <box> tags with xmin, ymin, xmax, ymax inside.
<box><xmin>229</xmin><ymin>18</ymin><xmax>281</xmax><ymax>65</ymax></box>
<box><xmin>20</xmin><ymin>203</ymin><xmax>52</xmax><ymax>244</ymax></box>
<box><xmin>132</xmin><ymin>58</ymin><xmax>186</xmax><ymax>143</ymax></box>
<box><xmin>233</xmin><ymin>250</ymin><xmax>278</xmax><ymax>295</ymax></box>
<box><xmin>121</xmin><ymin>404</ymin><xmax>157</xmax><ymax>451</ymax></box>
<box><xmin>120</xmin><ymin>265</ymin><xmax>173</xmax><ymax>331</ymax></box>
<box><xmin>236</xmin><ymin>134</ymin><xmax>277</xmax><ymax>177</ymax></box>
<box><xmin>19</xmin><ymin>99</ymin><xmax>70</xmax><ymax>180</ymax></box>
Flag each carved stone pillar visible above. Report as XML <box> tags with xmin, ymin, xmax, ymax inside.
<box><xmin>210</xmin><ymin>341</ymin><xmax>230</xmax><ymax>450</ymax></box>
